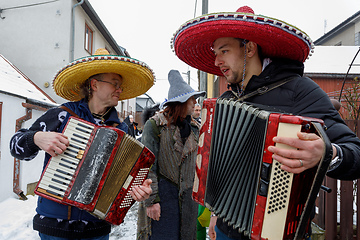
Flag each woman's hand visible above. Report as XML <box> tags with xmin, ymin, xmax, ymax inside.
<box><xmin>208</xmin><ymin>214</ymin><xmax>217</xmax><ymax>240</ymax></box>
<box><xmin>146</xmin><ymin>203</ymin><xmax>161</xmax><ymax>221</ymax></box>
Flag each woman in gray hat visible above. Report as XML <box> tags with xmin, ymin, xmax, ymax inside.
<box><xmin>137</xmin><ymin>70</ymin><xmax>206</xmax><ymax>240</ymax></box>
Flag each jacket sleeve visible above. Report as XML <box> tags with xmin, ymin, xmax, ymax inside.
<box><xmin>117</xmin><ymin>121</ymin><xmax>129</xmax><ymax>133</ymax></box>
<box><xmin>291</xmin><ymin>78</ymin><xmax>360</xmax><ymax>180</ymax></box>
<box><xmin>141</xmin><ymin>119</ymin><xmax>161</xmax><ymax>207</ymax></box>
<box><xmin>9</xmin><ymin>107</ymin><xmax>68</xmax><ymax>161</ymax></box>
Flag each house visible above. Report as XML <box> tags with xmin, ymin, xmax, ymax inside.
<box><xmin>0</xmin><ymin>0</ymin><xmax>136</xmax><ymax>116</ymax></box>
<box><xmin>134</xmin><ymin>93</ymin><xmax>156</xmax><ymax>129</ymax></box>
<box><xmin>310</xmin><ymin>8</ymin><xmax>360</xmax><ymax>119</ymax></box>
<box><xmin>314</xmin><ymin>10</ymin><xmax>360</xmax><ymax>46</ymax></box>
<box><xmin>304</xmin><ymin>46</ymin><xmax>360</xmax><ymax>118</ymax></box>
<box><xmin>0</xmin><ymin>54</ymin><xmax>57</xmax><ymax>202</ymax></box>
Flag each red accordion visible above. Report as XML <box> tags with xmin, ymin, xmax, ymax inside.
<box><xmin>193</xmin><ymin>98</ymin><xmax>331</xmax><ymax>240</ymax></box>
<box><xmin>35</xmin><ymin>116</ymin><xmax>155</xmax><ymax>225</ymax></box>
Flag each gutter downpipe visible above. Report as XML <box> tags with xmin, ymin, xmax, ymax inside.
<box><xmin>13</xmin><ymin>103</ymin><xmax>48</xmax><ymax>200</ymax></box>
<box><xmin>70</xmin><ymin>0</ymin><xmax>85</xmax><ymax>62</ymax></box>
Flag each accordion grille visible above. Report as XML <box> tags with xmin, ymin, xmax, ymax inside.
<box><xmin>94</xmin><ymin>134</ymin><xmax>144</xmax><ymax>215</ymax></box>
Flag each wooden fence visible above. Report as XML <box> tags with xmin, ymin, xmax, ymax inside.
<box><xmin>314</xmin><ymin>119</ymin><xmax>359</xmax><ymax>239</ymax></box>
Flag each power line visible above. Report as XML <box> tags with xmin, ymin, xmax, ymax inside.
<box><xmin>1</xmin><ymin>0</ymin><xmax>59</xmax><ymax>11</ymax></box>
<box><xmin>0</xmin><ymin>0</ymin><xmax>59</xmax><ymax>19</ymax></box>
<box><xmin>338</xmin><ymin>47</ymin><xmax>360</xmax><ymax>102</ymax></box>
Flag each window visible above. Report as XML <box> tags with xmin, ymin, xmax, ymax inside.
<box><xmin>85</xmin><ymin>23</ymin><xmax>93</xmax><ymax>54</ymax></box>
<box><xmin>355</xmin><ymin>32</ymin><xmax>360</xmax><ymax>46</ymax></box>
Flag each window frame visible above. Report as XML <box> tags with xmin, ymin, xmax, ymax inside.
<box><xmin>84</xmin><ymin>23</ymin><xmax>94</xmax><ymax>54</ymax></box>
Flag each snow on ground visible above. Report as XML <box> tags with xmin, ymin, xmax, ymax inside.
<box><xmin>0</xmin><ymin>195</ymin><xmax>138</xmax><ymax>240</ymax></box>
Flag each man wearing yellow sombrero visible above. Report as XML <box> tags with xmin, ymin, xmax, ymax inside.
<box><xmin>172</xmin><ymin>6</ymin><xmax>360</xmax><ymax>240</ymax></box>
<box><xmin>9</xmin><ymin>48</ymin><xmax>155</xmax><ymax>240</ymax></box>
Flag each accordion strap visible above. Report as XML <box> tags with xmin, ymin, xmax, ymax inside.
<box><xmin>59</xmin><ymin>106</ymin><xmax>80</xmax><ymax>118</ymax></box>
<box><xmin>294</xmin><ymin>122</ymin><xmax>333</xmax><ymax>239</ymax></box>
<box><xmin>235</xmin><ymin>77</ymin><xmax>295</xmax><ymax>101</ymax></box>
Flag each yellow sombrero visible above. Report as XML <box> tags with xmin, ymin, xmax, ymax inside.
<box><xmin>53</xmin><ymin>48</ymin><xmax>155</xmax><ymax>101</ymax></box>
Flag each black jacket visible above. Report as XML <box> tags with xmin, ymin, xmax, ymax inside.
<box><xmin>217</xmin><ymin>58</ymin><xmax>360</xmax><ymax>239</ymax></box>
<box><xmin>124</xmin><ymin>116</ymin><xmax>140</xmax><ymax>138</ymax></box>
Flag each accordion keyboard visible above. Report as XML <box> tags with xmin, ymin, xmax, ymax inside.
<box><xmin>37</xmin><ymin>118</ymin><xmax>94</xmax><ymax>199</ymax></box>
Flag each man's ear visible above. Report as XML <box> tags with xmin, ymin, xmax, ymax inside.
<box><xmin>246</xmin><ymin>41</ymin><xmax>258</xmax><ymax>58</ymax></box>
<box><xmin>90</xmin><ymin>78</ymin><xmax>97</xmax><ymax>91</ymax></box>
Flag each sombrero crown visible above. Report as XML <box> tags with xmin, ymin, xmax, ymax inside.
<box><xmin>171</xmin><ymin>6</ymin><xmax>314</xmax><ymax>76</ymax></box>
<box><xmin>53</xmin><ymin>48</ymin><xmax>155</xmax><ymax>101</ymax></box>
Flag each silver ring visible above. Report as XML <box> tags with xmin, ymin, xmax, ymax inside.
<box><xmin>299</xmin><ymin>159</ymin><xmax>303</xmax><ymax>167</ymax></box>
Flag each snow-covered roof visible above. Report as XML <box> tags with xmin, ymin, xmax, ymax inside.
<box><xmin>304</xmin><ymin>46</ymin><xmax>360</xmax><ymax>74</ymax></box>
<box><xmin>0</xmin><ymin>54</ymin><xmax>55</xmax><ymax>104</ymax></box>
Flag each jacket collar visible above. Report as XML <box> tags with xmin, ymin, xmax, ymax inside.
<box><xmin>70</xmin><ymin>99</ymin><xmax>120</xmax><ymax>126</ymax></box>
<box><xmin>229</xmin><ymin>58</ymin><xmax>304</xmax><ymax>94</ymax></box>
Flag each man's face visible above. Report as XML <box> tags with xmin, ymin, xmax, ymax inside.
<box><xmin>192</xmin><ymin>105</ymin><xmax>201</xmax><ymax>119</ymax></box>
<box><xmin>213</xmin><ymin>37</ymin><xmax>246</xmax><ymax>85</ymax></box>
<box><xmin>91</xmin><ymin>73</ymin><xmax>123</xmax><ymax>108</ymax></box>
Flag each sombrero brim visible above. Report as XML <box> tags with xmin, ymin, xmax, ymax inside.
<box><xmin>172</xmin><ymin>12</ymin><xmax>314</xmax><ymax>76</ymax></box>
<box><xmin>53</xmin><ymin>55</ymin><xmax>155</xmax><ymax>101</ymax></box>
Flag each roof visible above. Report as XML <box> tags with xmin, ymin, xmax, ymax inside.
<box><xmin>0</xmin><ymin>54</ymin><xmax>56</xmax><ymax>106</ymax></box>
<box><xmin>314</xmin><ymin>10</ymin><xmax>360</xmax><ymax>45</ymax></box>
<box><xmin>78</xmin><ymin>0</ymin><xmax>126</xmax><ymax>56</ymax></box>
<box><xmin>304</xmin><ymin>46</ymin><xmax>360</xmax><ymax>75</ymax></box>
<box><xmin>136</xmin><ymin>93</ymin><xmax>156</xmax><ymax>112</ymax></box>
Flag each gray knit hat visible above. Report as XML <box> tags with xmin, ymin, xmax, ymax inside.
<box><xmin>161</xmin><ymin>70</ymin><xmax>206</xmax><ymax>107</ymax></box>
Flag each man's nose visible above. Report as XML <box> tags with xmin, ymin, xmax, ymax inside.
<box><xmin>116</xmin><ymin>87</ymin><xmax>123</xmax><ymax>93</ymax></box>
<box><xmin>215</xmin><ymin>56</ymin><xmax>223</xmax><ymax>67</ymax></box>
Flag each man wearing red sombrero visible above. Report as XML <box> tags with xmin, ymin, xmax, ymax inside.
<box><xmin>172</xmin><ymin>6</ymin><xmax>360</xmax><ymax>240</ymax></box>
<box><xmin>10</xmin><ymin>48</ymin><xmax>155</xmax><ymax>240</ymax></box>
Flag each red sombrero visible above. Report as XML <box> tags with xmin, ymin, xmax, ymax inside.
<box><xmin>171</xmin><ymin>6</ymin><xmax>314</xmax><ymax>76</ymax></box>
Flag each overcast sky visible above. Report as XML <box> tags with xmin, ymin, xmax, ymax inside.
<box><xmin>88</xmin><ymin>0</ymin><xmax>360</xmax><ymax>103</ymax></box>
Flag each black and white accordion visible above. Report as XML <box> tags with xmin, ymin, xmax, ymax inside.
<box><xmin>34</xmin><ymin>116</ymin><xmax>155</xmax><ymax>225</ymax></box>
<box><xmin>193</xmin><ymin>98</ymin><xmax>332</xmax><ymax>240</ymax></box>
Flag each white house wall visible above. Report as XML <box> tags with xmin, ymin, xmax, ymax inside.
<box><xmin>0</xmin><ymin>0</ymin><xmax>121</xmax><ymax>104</ymax></box>
<box><xmin>0</xmin><ymin>95</ymin><xmax>46</xmax><ymax>202</ymax></box>
<box><xmin>72</xmin><ymin>2</ymin><xmax>116</xmax><ymax>60</ymax></box>
<box><xmin>0</xmin><ymin>0</ymin><xmax>70</xmax><ymax>104</ymax></box>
